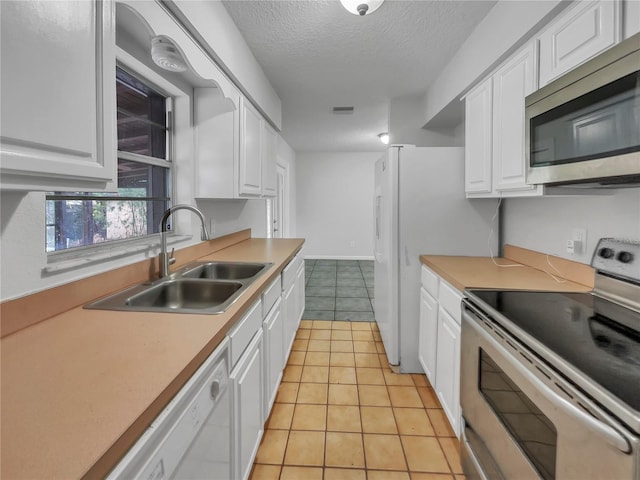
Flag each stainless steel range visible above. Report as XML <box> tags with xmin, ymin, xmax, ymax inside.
<box><xmin>461</xmin><ymin>238</ymin><xmax>640</xmax><ymax>480</ymax></box>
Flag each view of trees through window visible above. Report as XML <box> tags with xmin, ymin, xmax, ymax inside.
<box><xmin>46</xmin><ymin>67</ymin><xmax>171</xmax><ymax>252</ymax></box>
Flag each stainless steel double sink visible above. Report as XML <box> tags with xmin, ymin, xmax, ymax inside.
<box><xmin>85</xmin><ymin>261</ymin><xmax>273</xmax><ymax>314</ymax></box>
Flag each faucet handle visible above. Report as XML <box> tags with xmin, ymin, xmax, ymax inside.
<box><xmin>169</xmin><ymin>248</ymin><xmax>176</xmax><ymax>266</ymax></box>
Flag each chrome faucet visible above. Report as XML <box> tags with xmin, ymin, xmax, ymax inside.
<box><xmin>159</xmin><ymin>204</ymin><xmax>210</xmax><ymax>277</ymax></box>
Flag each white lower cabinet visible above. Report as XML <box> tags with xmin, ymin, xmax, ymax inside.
<box><xmin>294</xmin><ymin>262</ymin><xmax>305</xmax><ymax>325</ymax></box>
<box><xmin>229</xmin><ymin>250</ymin><xmax>304</xmax><ymax>479</ymax></box>
<box><xmin>434</xmin><ymin>306</ymin><xmax>461</xmax><ymax>437</ymax></box>
<box><xmin>418</xmin><ymin>287</ymin><xmax>438</xmax><ymax>382</ymax></box>
<box><xmin>282</xmin><ymin>280</ymin><xmax>297</xmax><ymax>358</ymax></box>
<box><xmin>282</xmin><ymin>250</ymin><xmax>305</xmax><ymax>358</ymax></box>
<box><xmin>418</xmin><ymin>265</ymin><xmax>462</xmax><ymax>437</ymax></box>
<box><xmin>230</xmin><ymin>328</ymin><xmax>264</xmax><ymax>480</ymax></box>
<box><xmin>263</xmin><ymin>297</ymin><xmax>284</xmax><ymax>419</ymax></box>
<box><xmin>112</xmin><ymin>249</ymin><xmax>305</xmax><ymax>480</ymax></box>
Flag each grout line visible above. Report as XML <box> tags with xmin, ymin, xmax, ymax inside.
<box><xmin>259</xmin><ymin>333</ymin><xmax>456</xmax><ymax>480</ymax></box>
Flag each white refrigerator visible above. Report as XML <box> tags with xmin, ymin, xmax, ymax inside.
<box><xmin>374</xmin><ymin>145</ymin><xmax>498</xmax><ymax>373</ymax></box>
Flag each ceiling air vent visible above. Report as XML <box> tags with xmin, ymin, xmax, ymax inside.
<box><xmin>332</xmin><ymin>106</ymin><xmax>355</xmax><ymax>114</ymax></box>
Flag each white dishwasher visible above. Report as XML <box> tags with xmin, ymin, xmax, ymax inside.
<box><xmin>108</xmin><ymin>338</ymin><xmax>231</xmax><ymax>480</ymax></box>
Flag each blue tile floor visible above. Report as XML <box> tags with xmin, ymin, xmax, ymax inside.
<box><xmin>303</xmin><ymin>259</ymin><xmax>375</xmax><ymax>322</ymax></box>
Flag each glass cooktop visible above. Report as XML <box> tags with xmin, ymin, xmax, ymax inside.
<box><xmin>467</xmin><ymin>290</ymin><xmax>640</xmax><ymax>413</ymax></box>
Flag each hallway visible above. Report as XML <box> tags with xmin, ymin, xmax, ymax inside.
<box><xmin>250</xmin><ymin>319</ymin><xmax>465</xmax><ymax>480</ymax></box>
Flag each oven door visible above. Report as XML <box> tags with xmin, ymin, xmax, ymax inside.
<box><xmin>460</xmin><ymin>305</ymin><xmax>637</xmax><ymax>480</ymax></box>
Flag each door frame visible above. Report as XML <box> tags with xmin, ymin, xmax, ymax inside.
<box><xmin>269</xmin><ymin>158</ymin><xmax>289</xmax><ymax>238</ymax></box>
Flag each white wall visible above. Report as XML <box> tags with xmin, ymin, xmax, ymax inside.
<box><xmin>423</xmin><ymin>0</ymin><xmax>566</xmax><ymax>127</ymax></box>
<box><xmin>389</xmin><ymin>94</ymin><xmax>460</xmax><ymax>147</ymax></box>
<box><xmin>169</xmin><ymin>0</ymin><xmax>282</xmax><ymax>128</ymax></box>
<box><xmin>503</xmin><ymin>189</ymin><xmax>640</xmax><ymax>264</ymax></box>
<box><xmin>296</xmin><ymin>152</ymin><xmax>378</xmax><ymax>259</ymax></box>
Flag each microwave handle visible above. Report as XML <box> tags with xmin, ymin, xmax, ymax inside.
<box><xmin>465</xmin><ymin>310</ymin><xmax>632</xmax><ymax>454</ymax></box>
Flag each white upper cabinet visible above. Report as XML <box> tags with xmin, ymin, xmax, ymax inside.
<box><xmin>194</xmin><ymin>84</ymin><xmax>241</xmax><ymax>199</ymax></box>
<box><xmin>195</xmin><ymin>90</ymin><xmax>278</xmax><ymax>199</ymax></box>
<box><xmin>239</xmin><ymin>98</ymin><xmax>263</xmax><ymax>197</ymax></box>
<box><xmin>0</xmin><ymin>0</ymin><xmax>116</xmax><ymax>191</ymax></box>
<box><xmin>492</xmin><ymin>42</ymin><xmax>541</xmax><ymax>193</ymax></box>
<box><xmin>464</xmin><ymin>77</ymin><xmax>493</xmax><ymax>195</ymax></box>
<box><xmin>463</xmin><ymin>0</ymin><xmax>633</xmax><ymax>198</ymax></box>
<box><xmin>538</xmin><ymin>0</ymin><xmax>621</xmax><ymax>87</ymax></box>
<box><xmin>465</xmin><ymin>42</ymin><xmax>543</xmax><ymax>197</ymax></box>
<box><xmin>262</xmin><ymin>123</ymin><xmax>278</xmax><ymax>197</ymax></box>
<box><xmin>238</xmin><ymin>98</ymin><xmax>279</xmax><ymax>198</ymax></box>
<box><xmin>195</xmin><ymin>90</ymin><xmax>279</xmax><ymax>199</ymax></box>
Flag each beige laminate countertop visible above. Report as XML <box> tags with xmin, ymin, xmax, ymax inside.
<box><xmin>1</xmin><ymin>238</ymin><xmax>304</xmax><ymax>480</ymax></box>
<box><xmin>420</xmin><ymin>254</ymin><xmax>593</xmax><ymax>293</ymax></box>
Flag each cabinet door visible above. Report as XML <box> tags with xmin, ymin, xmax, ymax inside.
<box><xmin>262</xmin><ymin>123</ymin><xmax>278</xmax><ymax>197</ymax></box>
<box><xmin>418</xmin><ymin>288</ymin><xmax>438</xmax><ymax>385</ymax></box>
<box><xmin>539</xmin><ymin>0</ymin><xmax>620</xmax><ymax>87</ymax></box>
<box><xmin>0</xmin><ymin>0</ymin><xmax>116</xmax><ymax>191</ymax></box>
<box><xmin>231</xmin><ymin>330</ymin><xmax>264</xmax><ymax>480</ymax></box>
<box><xmin>464</xmin><ymin>77</ymin><xmax>493</xmax><ymax>195</ymax></box>
<box><xmin>435</xmin><ymin>307</ymin><xmax>461</xmax><ymax>437</ymax></box>
<box><xmin>294</xmin><ymin>263</ymin><xmax>306</xmax><ymax>327</ymax></box>
<box><xmin>239</xmin><ymin>98</ymin><xmax>263</xmax><ymax>196</ymax></box>
<box><xmin>282</xmin><ymin>282</ymin><xmax>296</xmax><ymax>359</ymax></box>
<box><xmin>263</xmin><ymin>298</ymin><xmax>283</xmax><ymax>418</ymax></box>
<box><xmin>194</xmin><ymin>85</ymin><xmax>241</xmax><ymax>199</ymax></box>
<box><xmin>493</xmin><ymin>43</ymin><xmax>539</xmax><ymax>192</ymax></box>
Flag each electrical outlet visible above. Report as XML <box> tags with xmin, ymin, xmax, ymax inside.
<box><xmin>349</xmin><ymin>241</ymin><xmax>356</xmax><ymax>248</ymax></box>
<box><xmin>572</xmin><ymin>228</ymin><xmax>587</xmax><ymax>254</ymax></box>
<box><xmin>209</xmin><ymin>219</ymin><xmax>216</xmax><ymax>234</ymax></box>
<box><xmin>566</xmin><ymin>239</ymin><xmax>575</xmax><ymax>254</ymax></box>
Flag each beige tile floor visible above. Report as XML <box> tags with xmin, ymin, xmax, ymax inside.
<box><xmin>250</xmin><ymin>320</ymin><xmax>466</xmax><ymax>480</ymax></box>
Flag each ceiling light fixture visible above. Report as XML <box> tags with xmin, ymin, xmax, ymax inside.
<box><xmin>151</xmin><ymin>36</ymin><xmax>187</xmax><ymax>72</ymax></box>
<box><xmin>378</xmin><ymin>133</ymin><xmax>390</xmax><ymax>145</ymax></box>
<box><xmin>339</xmin><ymin>0</ymin><xmax>384</xmax><ymax>16</ymax></box>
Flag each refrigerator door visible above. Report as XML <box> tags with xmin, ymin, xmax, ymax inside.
<box><xmin>374</xmin><ymin>148</ymin><xmax>399</xmax><ymax>365</ymax></box>
<box><xmin>396</xmin><ymin>146</ymin><xmax>497</xmax><ymax>373</ymax></box>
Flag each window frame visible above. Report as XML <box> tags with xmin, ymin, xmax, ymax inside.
<box><xmin>45</xmin><ymin>48</ymin><xmax>187</xmax><ymax>262</ymax></box>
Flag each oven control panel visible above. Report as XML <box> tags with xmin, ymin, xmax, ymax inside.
<box><xmin>592</xmin><ymin>238</ymin><xmax>640</xmax><ymax>282</ymax></box>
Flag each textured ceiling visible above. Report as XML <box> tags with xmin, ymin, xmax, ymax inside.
<box><xmin>222</xmin><ymin>0</ymin><xmax>497</xmax><ymax>152</ymax></box>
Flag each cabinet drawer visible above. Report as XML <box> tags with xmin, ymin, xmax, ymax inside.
<box><xmin>262</xmin><ymin>275</ymin><xmax>281</xmax><ymax>318</ymax></box>
<box><xmin>438</xmin><ymin>280</ymin><xmax>462</xmax><ymax>323</ymax></box>
<box><xmin>282</xmin><ymin>253</ymin><xmax>302</xmax><ymax>291</ymax></box>
<box><xmin>421</xmin><ymin>265</ymin><xmax>439</xmax><ymax>297</ymax></box>
<box><xmin>228</xmin><ymin>300</ymin><xmax>263</xmax><ymax>368</ymax></box>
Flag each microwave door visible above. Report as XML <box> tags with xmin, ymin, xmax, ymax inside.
<box><xmin>525</xmin><ymin>34</ymin><xmax>640</xmax><ymax>186</ymax></box>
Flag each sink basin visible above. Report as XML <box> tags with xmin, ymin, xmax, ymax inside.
<box><xmin>126</xmin><ymin>279</ymin><xmax>242</xmax><ymax>311</ymax></box>
<box><xmin>180</xmin><ymin>261</ymin><xmax>272</xmax><ymax>280</ymax></box>
<box><xmin>85</xmin><ymin>261</ymin><xmax>272</xmax><ymax>314</ymax></box>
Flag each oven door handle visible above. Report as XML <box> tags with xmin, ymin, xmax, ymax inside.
<box><xmin>526</xmin><ymin>366</ymin><xmax>631</xmax><ymax>454</ymax></box>
<box><xmin>467</xmin><ymin>311</ymin><xmax>632</xmax><ymax>455</ymax></box>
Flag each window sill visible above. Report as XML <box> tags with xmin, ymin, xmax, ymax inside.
<box><xmin>43</xmin><ymin>235</ymin><xmax>192</xmax><ymax>275</ymax></box>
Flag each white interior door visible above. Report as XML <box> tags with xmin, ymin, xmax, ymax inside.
<box><xmin>273</xmin><ymin>163</ymin><xmax>286</xmax><ymax>238</ymax></box>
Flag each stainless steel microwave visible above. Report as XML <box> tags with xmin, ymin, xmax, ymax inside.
<box><xmin>525</xmin><ymin>33</ymin><xmax>640</xmax><ymax>187</ymax></box>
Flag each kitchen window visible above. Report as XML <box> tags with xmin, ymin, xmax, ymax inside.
<box><xmin>46</xmin><ymin>67</ymin><xmax>172</xmax><ymax>253</ymax></box>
